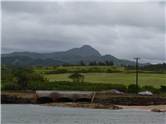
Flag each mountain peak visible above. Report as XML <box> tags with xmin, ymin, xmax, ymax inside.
<box><xmin>66</xmin><ymin>45</ymin><xmax>101</xmax><ymax>57</ymax></box>
<box><xmin>81</xmin><ymin>45</ymin><xmax>93</xmax><ymax>49</ymax></box>
<box><xmin>79</xmin><ymin>45</ymin><xmax>101</xmax><ymax>57</ymax></box>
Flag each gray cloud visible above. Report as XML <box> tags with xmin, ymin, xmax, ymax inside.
<box><xmin>1</xmin><ymin>1</ymin><xmax>165</xmax><ymax>63</ymax></box>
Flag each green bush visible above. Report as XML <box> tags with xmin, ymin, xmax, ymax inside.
<box><xmin>128</xmin><ymin>84</ymin><xmax>140</xmax><ymax>93</ymax></box>
<box><xmin>2</xmin><ymin>82</ymin><xmax>19</xmax><ymax>90</ymax></box>
<box><xmin>87</xmin><ymin>67</ymin><xmax>102</xmax><ymax>73</ymax></box>
<box><xmin>2</xmin><ymin>80</ymin><xmax>127</xmax><ymax>91</ymax></box>
<box><xmin>46</xmin><ymin>68</ymin><xmax>68</xmax><ymax>74</ymax></box>
<box><xmin>160</xmin><ymin>85</ymin><xmax>166</xmax><ymax>92</ymax></box>
<box><xmin>42</xmin><ymin>81</ymin><xmax>126</xmax><ymax>91</ymax></box>
<box><xmin>106</xmin><ymin>69</ymin><xmax>113</xmax><ymax>73</ymax></box>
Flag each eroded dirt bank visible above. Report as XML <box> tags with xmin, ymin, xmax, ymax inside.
<box><xmin>1</xmin><ymin>91</ymin><xmax>36</xmax><ymax>104</ymax></box>
<box><xmin>44</xmin><ymin>102</ymin><xmax>122</xmax><ymax>109</ymax></box>
<box><xmin>1</xmin><ymin>91</ymin><xmax>166</xmax><ymax>108</ymax></box>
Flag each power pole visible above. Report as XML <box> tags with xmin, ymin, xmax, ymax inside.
<box><xmin>134</xmin><ymin>57</ymin><xmax>140</xmax><ymax>93</ymax></box>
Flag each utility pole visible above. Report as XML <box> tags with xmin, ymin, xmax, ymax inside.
<box><xmin>134</xmin><ymin>57</ymin><xmax>140</xmax><ymax>93</ymax></box>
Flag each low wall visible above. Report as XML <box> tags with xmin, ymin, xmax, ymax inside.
<box><xmin>36</xmin><ymin>91</ymin><xmax>94</xmax><ymax>103</ymax></box>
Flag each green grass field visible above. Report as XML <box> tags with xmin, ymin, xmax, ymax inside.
<box><xmin>45</xmin><ymin>73</ymin><xmax>166</xmax><ymax>88</ymax></box>
<box><xmin>34</xmin><ymin>66</ymin><xmax>166</xmax><ymax>88</ymax></box>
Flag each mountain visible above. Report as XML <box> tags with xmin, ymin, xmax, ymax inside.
<box><xmin>2</xmin><ymin>45</ymin><xmax>136</xmax><ymax>66</ymax></box>
<box><xmin>64</xmin><ymin>45</ymin><xmax>101</xmax><ymax>57</ymax></box>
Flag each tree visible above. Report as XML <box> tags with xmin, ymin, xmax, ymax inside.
<box><xmin>98</xmin><ymin>62</ymin><xmax>105</xmax><ymax>66</ymax></box>
<box><xmin>1</xmin><ymin>66</ymin><xmax>47</xmax><ymax>90</ymax></box>
<box><xmin>80</xmin><ymin>60</ymin><xmax>85</xmax><ymax>66</ymax></box>
<box><xmin>13</xmin><ymin>67</ymin><xmax>46</xmax><ymax>90</ymax></box>
<box><xmin>89</xmin><ymin>61</ymin><xmax>97</xmax><ymax>66</ymax></box>
<box><xmin>1</xmin><ymin>65</ymin><xmax>16</xmax><ymax>83</ymax></box>
<box><xmin>69</xmin><ymin>72</ymin><xmax>84</xmax><ymax>83</ymax></box>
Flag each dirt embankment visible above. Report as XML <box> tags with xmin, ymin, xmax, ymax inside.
<box><xmin>1</xmin><ymin>91</ymin><xmax>36</xmax><ymax>104</ymax></box>
<box><xmin>1</xmin><ymin>91</ymin><xmax>166</xmax><ymax>106</ymax></box>
<box><xmin>96</xmin><ymin>91</ymin><xmax>166</xmax><ymax>105</ymax></box>
<box><xmin>2</xmin><ymin>91</ymin><xmax>166</xmax><ymax>111</ymax></box>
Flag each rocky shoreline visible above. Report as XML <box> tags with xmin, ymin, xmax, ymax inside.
<box><xmin>1</xmin><ymin>91</ymin><xmax>36</xmax><ymax>104</ymax></box>
<box><xmin>44</xmin><ymin>102</ymin><xmax>122</xmax><ymax>110</ymax></box>
<box><xmin>1</xmin><ymin>91</ymin><xmax>166</xmax><ymax>112</ymax></box>
<box><xmin>43</xmin><ymin>103</ymin><xmax>166</xmax><ymax>112</ymax></box>
<box><xmin>119</xmin><ymin>105</ymin><xmax>166</xmax><ymax>112</ymax></box>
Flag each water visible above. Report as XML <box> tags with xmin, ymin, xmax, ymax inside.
<box><xmin>1</xmin><ymin>104</ymin><xmax>166</xmax><ymax>124</ymax></box>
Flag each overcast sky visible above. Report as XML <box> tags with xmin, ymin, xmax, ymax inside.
<box><xmin>1</xmin><ymin>1</ymin><xmax>166</xmax><ymax>63</ymax></box>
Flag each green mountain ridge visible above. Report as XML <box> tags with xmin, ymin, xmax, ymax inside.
<box><xmin>2</xmin><ymin>45</ymin><xmax>137</xmax><ymax>66</ymax></box>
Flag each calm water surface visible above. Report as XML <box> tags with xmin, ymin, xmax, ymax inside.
<box><xmin>1</xmin><ymin>104</ymin><xmax>166</xmax><ymax>124</ymax></box>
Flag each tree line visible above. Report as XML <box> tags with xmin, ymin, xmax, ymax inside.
<box><xmin>126</xmin><ymin>63</ymin><xmax>166</xmax><ymax>73</ymax></box>
<box><xmin>63</xmin><ymin>60</ymin><xmax>114</xmax><ymax>66</ymax></box>
<box><xmin>2</xmin><ymin>65</ymin><xmax>166</xmax><ymax>93</ymax></box>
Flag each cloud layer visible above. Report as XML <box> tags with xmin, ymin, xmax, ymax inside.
<box><xmin>2</xmin><ymin>1</ymin><xmax>166</xmax><ymax>63</ymax></box>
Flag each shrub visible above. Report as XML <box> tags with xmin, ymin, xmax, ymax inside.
<box><xmin>21</xmin><ymin>80</ymin><xmax>127</xmax><ymax>91</ymax></box>
<box><xmin>27</xmin><ymin>81</ymin><xmax>46</xmax><ymax>90</ymax></box>
<box><xmin>110</xmin><ymin>84</ymin><xmax>127</xmax><ymax>92</ymax></box>
<box><xmin>106</xmin><ymin>69</ymin><xmax>113</xmax><ymax>73</ymax></box>
<box><xmin>128</xmin><ymin>84</ymin><xmax>140</xmax><ymax>93</ymax></box>
<box><xmin>46</xmin><ymin>68</ymin><xmax>68</xmax><ymax>74</ymax></box>
<box><xmin>2</xmin><ymin>82</ymin><xmax>19</xmax><ymax>90</ymax></box>
<box><xmin>160</xmin><ymin>85</ymin><xmax>166</xmax><ymax>92</ymax></box>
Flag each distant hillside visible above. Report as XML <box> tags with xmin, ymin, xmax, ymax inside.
<box><xmin>2</xmin><ymin>45</ymin><xmax>136</xmax><ymax>66</ymax></box>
